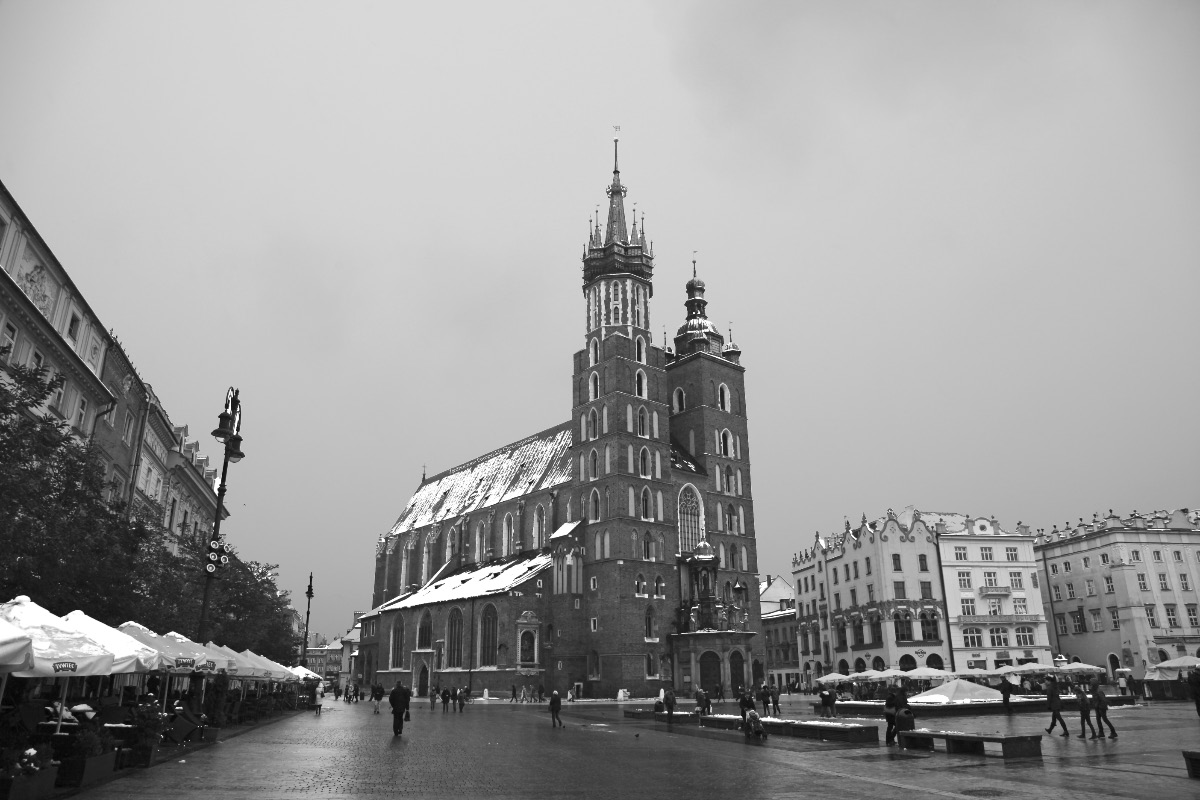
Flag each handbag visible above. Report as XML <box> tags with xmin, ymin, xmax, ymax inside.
<box><xmin>404</xmin><ymin>709</ymin><xmax>411</xmax><ymax>721</ymax></box>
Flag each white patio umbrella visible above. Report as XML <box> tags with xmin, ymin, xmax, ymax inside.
<box><xmin>814</xmin><ymin>672</ymin><xmax>850</xmax><ymax>683</ymax></box>
<box><xmin>901</xmin><ymin>667</ymin><xmax>953</xmax><ymax>680</ymax></box>
<box><xmin>1057</xmin><ymin>662</ymin><xmax>1105</xmax><ymax>674</ymax></box>
<box><xmin>1</xmin><ymin>596</ymin><xmax>116</xmax><ymax>732</ymax></box>
<box><xmin>118</xmin><ymin>622</ymin><xmax>208</xmax><ymax>672</ymax></box>
<box><xmin>63</xmin><ymin>611</ymin><xmax>166</xmax><ymax>673</ymax></box>
<box><xmin>291</xmin><ymin>665</ymin><xmax>322</xmax><ymax>681</ymax></box>
<box><xmin>1153</xmin><ymin>655</ymin><xmax>1200</xmax><ymax>670</ymax></box>
<box><xmin>0</xmin><ymin>617</ymin><xmax>34</xmax><ymax>710</ymax></box>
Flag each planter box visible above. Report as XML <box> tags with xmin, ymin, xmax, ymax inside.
<box><xmin>1</xmin><ymin>766</ymin><xmax>59</xmax><ymax>800</ymax></box>
<box><xmin>55</xmin><ymin>750</ymin><xmax>118</xmax><ymax>788</ymax></box>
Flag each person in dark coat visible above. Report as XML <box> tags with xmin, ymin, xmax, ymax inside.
<box><xmin>664</xmin><ymin>688</ymin><xmax>676</xmax><ymax>723</ymax></box>
<box><xmin>738</xmin><ymin>690</ymin><xmax>756</xmax><ymax>723</ymax></box>
<box><xmin>389</xmin><ymin>683</ymin><xmax>411</xmax><ymax>736</ymax></box>
<box><xmin>1189</xmin><ymin>669</ymin><xmax>1200</xmax><ymax>718</ymax></box>
<box><xmin>549</xmin><ymin>690</ymin><xmax>563</xmax><ymax>727</ymax></box>
<box><xmin>441</xmin><ymin>687</ymin><xmax>452</xmax><ymax>712</ymax></box>
<box><xmin>884</xmin><ymin>688</ymin><xmax>900</xmax><ymax>745</ymax></box>
<box><xmin>1093</xmin><ymin>686</ymin><xmax>1117</xmax><ymax>738</ymax></box>
<box><xmin>1074</xmin><ymin>686</ymin><xmax>1098</xmax><ymax>738</ymax></box>
<box><xmin>1045</xmin><ymin>677</ymin><xmax>1068</xmax><ymax>736</ymax></box>
<box><xmin>999</xmin><ymin>679</ymin><xmax>1013</xmax><ymax>714</ymax></box>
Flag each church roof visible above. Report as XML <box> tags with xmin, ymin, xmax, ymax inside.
<box><xmin>389</xmin><ymin>552</ymin><xmax>553</xmax><ymax>609</ymax></box>
<box><xmin>669</xmin><ymin>438</ymin><xmax>707</xmax><ymax>476</ymax></box>
<box><xmin>389</xmin><ymin>423</ymin><xmax>574</xmax><ymax>535</ymax></box>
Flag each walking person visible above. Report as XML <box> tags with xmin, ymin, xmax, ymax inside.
<box><xmin>758</xmin><ymin>684</ymin><xmax>771</xmax><ymax>716</ymax></box>
<box><xmin>457</xmin><ymin>686</ymin><xmax>468</xmax><ymax>713</ymax></box>
<box><xmin>664</xmin><ymin>688</ymin><xmax>676</xmax><ymax>723</ymax></box>
<box><xmin>371</xmin><ymin>683</ymin><xmax>385</xmax><ymax>714</ymax></box>
<box><xmin>1044</xmin><ymin>677</ymin><xmax>1067</xmax><ymax>736</ymax></box>
<box><xmin>450</xmin><ymin>686</ymin><xmax>459</xmax><ymax>712</ymax></box>
<box><xmin>549</xmin><ymin>690</ymin><xmax>564</xmax><ymax>727</ymax></box>
<box><xmin>999</xmin><ymin>679</ymin><xmax>1013</xmax><ymax>714</ymax></box>
<box><xmin>314</xmin><ymin>682</ymin><xmax>325</xmax><ymax>716</ymax></box>
<box><xmin>429</xmin><ymin>686</ymin><xmax>438</xmax><ymax>711</ymax></box>
<box><xmin>884</xmin><ymin>687</ymin><xmax>899</xmax><ymax>745</ymax></box>
<box><xmin>510</xmin><ymin>684</ymin><xmax>517</xmax><ymax>703</ymax></box>
<box><xmin>441</xmin><ymin>686</ymin><xmax>451</xmax><ymax>712</ymax></box>
<box><xmin>1074</xmin><ymin>686</ymin><xmax>1098</xmax><ymax>738</ymax></box>
<box><xmin>1093</xmin><ymin>686</ymin><xmax>1117</xmax><ymax>738</ymax></box>
<box><xmin>389</xmin><ymin>682</ymin><xmax>411</xmax><ymax>736</ymax></box>
<box><xmin>771</xmin><ymin>684</ymin><xmax>781</xmax><ymax>716</ymax></box>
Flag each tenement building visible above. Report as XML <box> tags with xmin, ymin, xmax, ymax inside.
<box><xmin>1034</xmin><ymin>508</ymin><xmax>1200</xmax><ymax>680</ymax></box>
<box><xmin>792</xmin><ymin>509</ymin><xmax>953</xmax><ymax>684</ymax></box>
<box><xmin>361</xmin><ymin>144</ymin><xmax>765</xmax><ymax>700</ymax></box>
<box><xmin>760</xmin><ymin>575</ymin><xmax>800</xmax><ymax>691</ymax></box>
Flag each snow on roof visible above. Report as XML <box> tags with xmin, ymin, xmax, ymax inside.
<box><xmin>549</xmin><ymin>520</ymin><xmax>582</xmax><ymax>541</ymax></box>
<box><xmin>761</xmin><ymin>607</ymin><xmax>795</xmax><ymax>621</ymax></box>
<box><xmin>669</xmin><ymin>438</ymin><xmax>706</xmax><ymax>475</ymax></box>
<box><xmin>391</xmin><ymin>552</ymin><xmax>553</xmax><ymax>610</ymax></box>
<box><xmin>388</xmin><ymin>423</ymin><xmax>574</xmax><ymax>535</ymax></box>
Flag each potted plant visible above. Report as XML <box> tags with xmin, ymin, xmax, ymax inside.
<box><xmin>54</xmin><ymin>723</ymin><xmax>117</xmax><ymax>788</ymax></box>
<box><xmin>0</xmin><ymin>745</ymin><xmax>58</xmax><ymax>800</ymax></box>
<box><xmin>127</xmin><ymin>702</ymin><xmax>167</xmax><ymax>767</ymax></box>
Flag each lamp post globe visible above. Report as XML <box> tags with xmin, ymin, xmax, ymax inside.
<box><xmin>196</xmin><ymin>388</ymin><xmax>244</xmax><ymax>645</ymax></box>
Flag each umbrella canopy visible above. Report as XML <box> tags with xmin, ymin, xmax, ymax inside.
<box><xmin>0</xmin><ymin>617</ymin><xmax>33</xmax><ymax>672</ymax></box>
<box><xmin>243</xmin><ymin>650</ymin><xmax>297</xmax><ymax>681</ymax></box>
<box><xmin>1057</xmin><ymin>662</ymin><xmax>1104</xmax><ymax>674</ymax></box>
<box><xmin>119</xmin><ymin>622</ymin><xmax>209</xmax><ymax>672</ymax></box>
<box><xmin>902</xmin><ymin>667</ymin><xmax>953</xmax><ymax>680</ymax></box>
<box><xmin>291</xmin><ymin>665</ymin><xmax>322</xmax><ymax>681</ymax></box>
<box><xmin>162</xmin><ymin>632</ymin><xmax>233</xmax><ymax>672</ymax></box>
<box><xmin>63</xmin><ymin>611</ymin><xmax>165</xmax><ymax>673</ymax></box>
<box><xmin>1007</xmin><ymin>661</ymin><xmax>1053</xmax><ymax>674</ymax></box>
<box><xmin>207</xmin><ymin>643</ymin><xmax>269</xmax><ymax>679</ymax></box>
<box><xmin>909</xmin><ymin>678</ymin><xmax>1004</xmax><ymax>704</ymax></box>
<box><xmin>852</xmin><ymin>669</ymin><xmax>883</xmax><ymax>680</ymax></box>
<box><xmin>814</xmin><ymin>672</ymin><xmax>850</xmax><ymax>684</ymax></box>
<box><xmin>0</xmin><ymin>596</ymin><xmax>115</xmax><ymax>677</ymax></box>
<box><xmin>1152</xmin><ymin>655</ymin><xmax>1200</xmax><ymax>670</ymax></box>
<box><xmin>875</xmin><ymin>668</ymin><xmax>906</xmax><ymax>679</ymax></box>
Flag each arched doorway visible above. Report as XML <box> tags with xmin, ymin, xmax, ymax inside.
<box><xmin>838</xmin><ymin>659</ymin><xmax>850</xmax><ymax>675</ymax></box>
<box><xmin>1108</xmin><ymin>653</ymin><xmax>1120</xmax><ymax>676</ymax></box>
<box><xmin>729</xmin><ymin>650</ymin><xmax>746</xmax><ymax>694</ymax></box>
<box><xmin>1157</xmin><ymin>649</ymin><xmax>1170</xmax><ymax>663</ymax></box>
<box><xmin>854</xmin><ymin>658</ymin><xmax>867</xmax><ymax>673</ymax></box>
<box><xmin>418</xmin><ymin>664</ymin><xmax>429</xmax><ymax>696</ymax></box>
<box><xmin>872</xmin><ymin>656</ymin><xmax>886</xmax><ymax>672</ymax></box>
<box><xmin>926</xmin><ymin>654</ymin><xmax>944</xmax><ymax>670</ymax></box>
<box><xmin>699</xmin><ymin>651</ymin><xmax>722</xmax><ymax>696</ymax></box>
<box><xmin>899</xmin><ymin>654</ymin><xmax>917</xmax><ymax>671</ymax></box>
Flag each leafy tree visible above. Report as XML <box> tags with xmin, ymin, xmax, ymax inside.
<box><xmin>1</xmin><ymin>354</ymin><xmax>298</xmax><ymax>662</ymax></box>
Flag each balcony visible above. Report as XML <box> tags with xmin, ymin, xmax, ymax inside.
<box><xmin>977</xmin><ymin>585</ymin><xmax>1011</xmax><ymax>597</ymax></box>
<box><xmin>958</xmin><ymin>614</ymin><xmax>1043</xmax><ymax>625</ymax></box>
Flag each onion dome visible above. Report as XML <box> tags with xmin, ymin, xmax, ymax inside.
<box><xmin>692</xmin><ymin>538</ymin><xmax>716</xmax><ymax>561</ymax></box>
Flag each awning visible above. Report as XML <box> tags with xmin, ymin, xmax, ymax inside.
<box><xmin>0</xmin><ymin>617</ymin><xmax>33</xmax><ymax>673</ymax></box>
<box><xmin>0</xmin><ymin>596</ymin><xmax>115</xmax><ymax>677</ymax></box>
<box><xmin>63</xmin><ymin>610</ymin><xmax>165</xmax><ymax>673</ymax></box>
<box><xmin>119</xmin><ymin>622</ymin><xmax>211</xmax><ymax>672</ymax></box>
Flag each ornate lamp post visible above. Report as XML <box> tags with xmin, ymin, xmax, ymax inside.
<box><xmin>196</xmin><ymin>388</ymin><xmax>244</xmax><ymax>644</ymax></box>
<box><xmin>301</xmin><ymin>573</ymin><xmax>314</xmax><ymax>667</ymax></box>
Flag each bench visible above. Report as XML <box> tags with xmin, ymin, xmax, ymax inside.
<box><xmin>1183</xmin><ymin>751</ymin><xmax>1200</xmax><ymax>778</ymax></box>
<box><xmin>899</xmin><ymin>730</ymin><xmax>1042</xmax><ymax>759</ymax></box>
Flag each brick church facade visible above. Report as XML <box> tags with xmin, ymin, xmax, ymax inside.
<box><xmin>360</xmin><ymin>144</ymin><xmax>765</xmax><ymax>699</ymax></box>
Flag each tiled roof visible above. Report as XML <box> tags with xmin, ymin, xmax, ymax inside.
<box><xmin>388</xmin><ymin>423</ymin><xmax>574</xmax><ymax>535</ymax></box>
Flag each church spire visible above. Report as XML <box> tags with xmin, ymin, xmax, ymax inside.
<box><xmin>604</xmin><ymin>138</ymin><xmax>628</xmax><ymax>245</ymax></box>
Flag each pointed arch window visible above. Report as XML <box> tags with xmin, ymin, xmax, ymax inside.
<box><xmin>418</xmin><ymin>612</ymin><xmax>433</xmax><ymax>649</ymax></box>
<box><xmin>721</xmin><ymin>430</ymin><xmax>732</xmax><ymax>457</ymax></box>
<box><xmin>589</xmin><ymin>490</ymin><xmax>601</xmax><ymax>522</ymax></box>
<box><xmin>502</xmin><ymin>514</ymin><xmax>514</xmax><ymax>557</ymax></box>
<box><xmin>644</xmin><ymin>606</ymin><xmax>657</xmax><ymax>639</ymax></box>
<box><xmin>390</xmin><ymin>618</ymin><xmax>405</xmax><ymax>669</ymax></box>
<box><xmin>678</xmin><ymin>486</ymin><xmax>701</xmax><ymax>552</ymax></box>
<box><xmin>639</xmin><ymin>447</ymin><xmax>651</xmax><ymax>478</ymax></box>
<box><xmin>654</xmin><ymin>575</ymin><xmax>665</xmax><ymax>597</ymax></box>
<box><xmin>590</xmin><ymin>449</ymin><xmax>599</xmax><ymax>480</ymax></box>
<box><xmin>730</xmin><ymin>546</ymin><xmax>740</xmax><ymax>571</ymax></box>
<box><xmin>587</xmin><ymin>409</ymin><xmax>597</xmax><ymax>440</ymax></box>
<box><xmin>637</xmin><ymin>407</ymin><xmax>648</xmax><ymax>437</ymax></box>
<box><xmin>719</xmin><ymin>384</ymin><xmax>729</xmax><ymax>411</ymax></box>
<box><xmin>635</xmin><ymin>336</ymin><xmax>646</xmax><ymax>363</ymax></box>
<box><xmin>589</xmin><ymin>339</ymin><xmax>599</xmax><ymax>367</ymax></box>
<box><xmin>610</xmin><ymin>280</ymin><xmax>621</xmax><ymax>324</ymax></box>
<box><xmin>477</xmin><ymin>606</ymin><xmax>496</xmax><ymax>671</ymax></box>
<box><xmin>635</xmin><ymin>370</ymin><xmax>646</xmax><ymax>399</ymax></box>
<box><xmin>673</xmin><ymin>387</ymin><xmax>686</xmax><ymax>413</ymax></box>
<box><xmin>725</xmin><ymin>466</ymin><xmax>734</xmax><ymax>495</ymax></box>
<box><xmin>640</xmin><ymin>488</ymin><xmax>652</xmax><ymax>520</ymax></box>
<box><xmin>447</xmin><ymin>608</ymin><xmax>464</xmax><ymax>668</ymax></box>
<box><xmin>533</xmin><ymin>505</ymin><xmax>546</xmax><ymax>549</ymax></box>
<box><xmin>589</xmin><ymin>372</ymin><xmax>599</xmax><ymax>401</ymax></box>
<box><xmin>635</xmin><ymin>574</ymin><xmax>646</xmax><ymax>594</ymax></box>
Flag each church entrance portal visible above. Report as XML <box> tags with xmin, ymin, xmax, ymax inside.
<box><xmin>418</xmin><ymin>665</ymin><xmax>429</xmax><ymax>696</ymax></box>
<box><xmin>699</xmin><ymin>651</ymin><xmax>721</xmax><ymax>696</ymax></box>
<box><xmin>729</xmin><ymin>650</ymin><xmax>746</xmax><ymax>694</ymax></box>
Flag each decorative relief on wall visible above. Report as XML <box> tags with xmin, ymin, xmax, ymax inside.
<box><xmin>16</xmin><ymin>259</ymin><xmax>59</xmax><ymax>319</ymax></box>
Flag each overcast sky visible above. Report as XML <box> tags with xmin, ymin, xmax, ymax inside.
<box><xmin>1</xmin><ymin>1</ymin><xmax>1196</xmax><ymax>642</ymax></box>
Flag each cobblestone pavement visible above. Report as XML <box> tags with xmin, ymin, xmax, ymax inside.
<box><xmin>71</xmin><ymin>695</ymin><xmax>1200</xmax><ymax>799</ymax></box>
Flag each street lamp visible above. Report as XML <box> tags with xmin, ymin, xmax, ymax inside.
<box><xmin>196</xmin><ymin>388</ymin><xmax>244</xmax><ymax>644</ymax></box>
<box><xmin>301</xmin><ymin>573</ymin><xmax>314</xmax><ymax>667</ymax></box>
